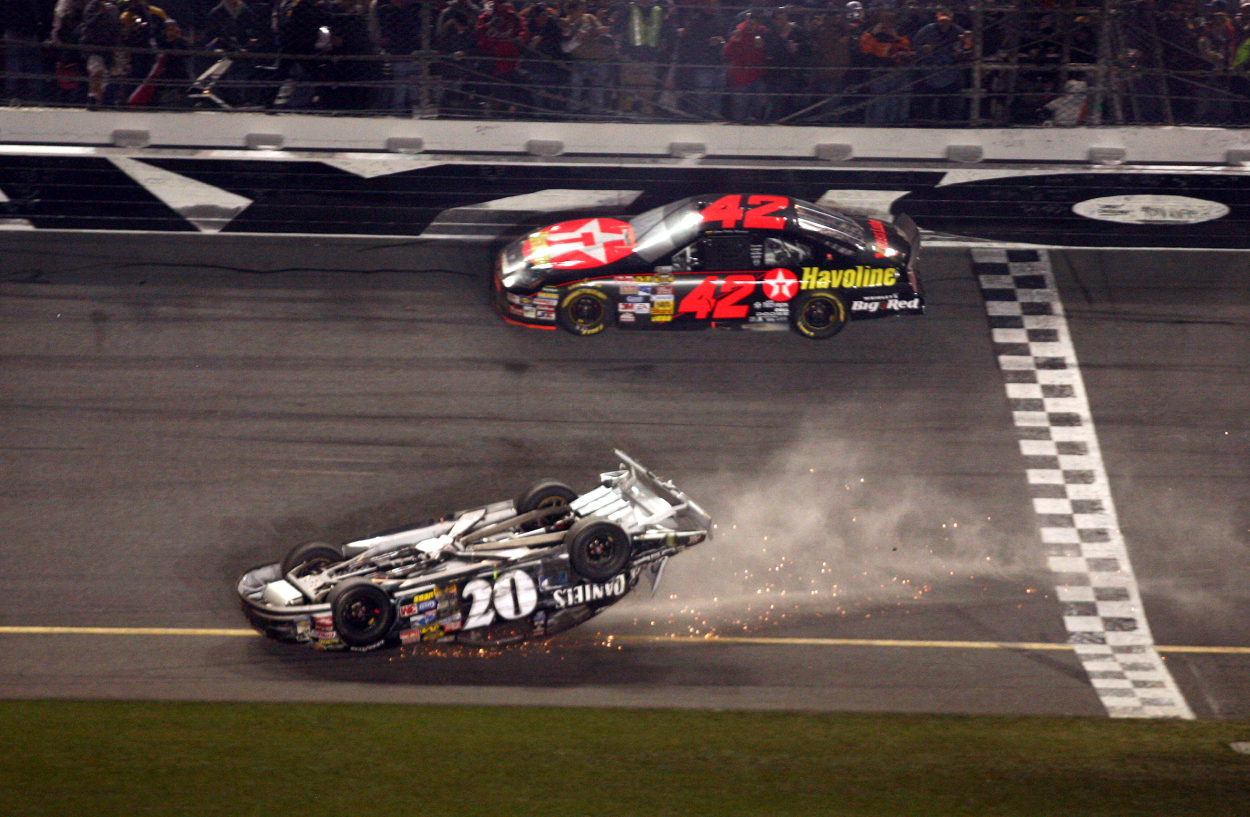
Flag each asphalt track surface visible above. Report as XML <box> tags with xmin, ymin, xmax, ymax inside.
<box><xmin>0</xmin><ymin>233</ymin><xmax>1246</xmax><ymax>719</ymax></box>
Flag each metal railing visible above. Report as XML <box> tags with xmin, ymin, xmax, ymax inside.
<box><xmin>4</xmin><ymin>0</ymin><xmax>1248</xmax><ymax>127</ymax></box>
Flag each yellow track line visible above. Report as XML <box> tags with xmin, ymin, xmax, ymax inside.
<box><xmin>1</xmin><ymin>626</ymin><xmax>1247</xmax><ymax>654</ymax></box>
<box><xmin>0</xmin><ymin>626</ymin><xmax>258</xmax><ymax>637</ymax></box>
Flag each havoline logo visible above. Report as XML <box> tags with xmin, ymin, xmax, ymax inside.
<box><xmin>552</xmin><ymin>574</ymin><xmax>629</xmax><ymax>609</ymax></box>
<box><xmin>800</xmin><ymin>266</ymin><xmax>898</xmax><ymax>289</ymax></box>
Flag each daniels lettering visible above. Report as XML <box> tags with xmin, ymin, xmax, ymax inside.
<box><xmin>800</xmin><ymin>266</ymin><xmax>898</xmax><ymax>290</ymax></box>
<box><xmin>552</xmin><ymin>574</ymin><xmax>629</xmax><ymax>609</ymax></box>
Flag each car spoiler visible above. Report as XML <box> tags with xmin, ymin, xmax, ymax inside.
<box><xmin>893</xmin><ymin>212</ymin><xmax>920</xmax><ymax>251</ymax></box>
<box><xmin>613</xmin><ymin>449</ymin><xmax>713</xmax><ymax>537</ymax></box>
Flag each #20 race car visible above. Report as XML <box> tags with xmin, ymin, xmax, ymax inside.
<box><xmin>238</xmin><ymin>451</ymin><xmax>712</xmax><ymax>651</ymax></box>
<box><xmin>493</xmin><ymin>193</ymin><xmax>923</xmax><ymax>339</ymax></box>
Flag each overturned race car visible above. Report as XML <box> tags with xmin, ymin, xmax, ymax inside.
<box><xmin>494</xmin><ymin>193</ymin><xmax>923</xmax><ymax>339</ymax></box>
<box><xmin>238</xmin><ymin>451</ymin><xmax>712</xmax><ymax>651</ymax></box>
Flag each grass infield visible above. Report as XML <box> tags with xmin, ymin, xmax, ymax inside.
<box><xmin>2</xmin><ymin>700</ymin><xmax>1248</xmax><ymax>816</ymax></box>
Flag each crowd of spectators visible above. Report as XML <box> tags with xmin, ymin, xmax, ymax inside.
<box><xmin>4</xmin><ymin>0</ymin><xmax>1250</xmax><ymax>124</ymax></box>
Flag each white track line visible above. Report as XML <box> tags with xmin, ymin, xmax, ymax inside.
<box><xmin>972</xmin><ymin>247</ymin><xmax>1194</xmax><ymax>719</ymax></box>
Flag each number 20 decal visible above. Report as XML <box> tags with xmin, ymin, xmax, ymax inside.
<box><xmin>700</xmin><ymin>194</ymin><xmax>789</xmax><ymax>230</ymax></box>
<box><xmin>462</xmin><ymin>570</ymin><xmax>538</xmax><ymax>630</ymax></box>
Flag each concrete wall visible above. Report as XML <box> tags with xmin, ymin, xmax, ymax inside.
<box><xmin>3</xmin><ymin>108</ymin><xmax>1250</xmax><ymax>165</ymax></box>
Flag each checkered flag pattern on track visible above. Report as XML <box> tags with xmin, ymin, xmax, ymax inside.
<box><xmin>971</xmin><ymin>247</ymin><xmax>1193</xmax><ymax>719</ymax></box>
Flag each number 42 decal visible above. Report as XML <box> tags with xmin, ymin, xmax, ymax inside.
<box><xmin>678</xmin><ymin>275</ymin><xmax>755</xmax><ymax>320</ymax></box>
<box><xmin>700</xmin><ymin>194</ymin><xmax>789</xmax><ymax>229</ymax></box>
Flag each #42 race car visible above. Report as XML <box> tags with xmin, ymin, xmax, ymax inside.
<box><xmin>494</xmin><ymin>193</ymin><xmax>923</xmax><ymax>338</ymax></box>
<box><xmin>238</xmin><ymin>451</ymin><xmax>712</xmax><ymax>651</ymax></box>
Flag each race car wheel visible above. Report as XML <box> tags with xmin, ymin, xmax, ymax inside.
<box><xmin>515</xmin><ymin>480</ymin><xmax>579</xmax><ymax>530</ymax></box>
<box><xmin>566</xmin><ymin>518</ymin><xmax>631</xmax><ymax>582</ymax></box>
<box><xmin>281</xmin><ymin>541</ymin><xmax>344</xmax><ymax>578</ymax></box>
<box><xmin>557</xmin><ymin>288</ymin><xmax>612</xmax><ymax>336</ymax></box>
<box><xmin>791</xmin><ymin>292</ymin><xmax>848</xmax><ymax>340</ymax></box>
<box><xmin>328</xmin><ymin>579</ymin><xmax>395</xmax><ymax>649</ymax></box>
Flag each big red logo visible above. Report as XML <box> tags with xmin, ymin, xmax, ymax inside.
<box><xmin>522</xmin><ymin>218</ymin><xmax>636</xmax><ymax>270</ymax></box>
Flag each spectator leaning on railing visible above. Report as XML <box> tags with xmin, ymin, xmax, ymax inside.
<box><xmin>116</xmin><ymin>0</ymin><xmax>189</xmax><ymax>107</ymax></box>
<box><xmin>560</xmin><ymin>0</ymin><xmax>615</xmax><ymax>114</ymax></box>
<box><xmin>78</xmin><ymin>0</ymin><xmax>122</xmax><ymax>106</ymax></box>
<box><xmin>859</xmin><ymin>8</ymin><xmax>913</xmax><ymax>124</ymax></box>
<box><xmin>473</xmin><ymin>1</ymin><xmax>529</xmax><ymax>114</ymax></box>
<box><xmin>910</xmin><ymin>5</ymin><xmax>971</xmax><ymax>123</ymax></box>
<box><xmin>723</xmin><ymin>12</ymin><xmax>769</xmax><ymax>122</ymax></box>
<box><xmin>673</xmin><ymin>0</ymin><xmax>726</xmax><ymax>119</ymax></box>
<box><xmin>435</xmin><ymin>0</ymin><xmax>481</xmax><ymax>114</ymax></box>
<box><xmin>374</xmin><ymin>0</ymin><xmax>425</xmax><ymax>112</ymax></box>
<box><xmin>272</xmin><ymin>0</ymin><xmax>331</xmax><ymax>107</ymax></box>
<box><xmin>615</xmin><ymin>0</ymin><xmax>675</xmax><ymax>118</ymax></box>
<box><xmin>521</xmin><ymin>3</ymin><xmax>571</xmax><ymax>114</ymax></box>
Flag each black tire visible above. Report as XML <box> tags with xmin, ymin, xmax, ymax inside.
<box><xmin>566</xmin><ymin>517</ymin><xmax>631</xmax><ymax>581</ymax></box>
<box><xmin>280</xmin><ymin>541</ymin><xmax>344</xmax><ymax>577</ymax></box>
<box><xmin>328</xmin><ymin>579</ymin><xmax>396</xmax><ymax>648</ymax></box>
<box><xmin>516</xmin><ymin>479</ymin><xmax>578</xmax><ymax>518</ymax></box>
<box><xmin>791</xmin><ymin>291</ymin><xmax>849</xmax><ymax>339</ymax></box>
<box><xmin>557</xmin><ymin>287</ymin><xmax>612</xmax><ymax>336</ymax></box>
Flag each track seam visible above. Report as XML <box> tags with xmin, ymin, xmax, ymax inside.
<box><xmin>972</xmin><ymin>247</ymin><xmax>1194</xmax><ymax>719</ymax></box>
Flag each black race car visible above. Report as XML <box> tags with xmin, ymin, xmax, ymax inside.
<box><xmin>493</xmin><ymin>193</ymin><xmax>923</xmax><ymax>338</ymax></box>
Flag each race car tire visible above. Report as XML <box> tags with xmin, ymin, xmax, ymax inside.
<box><xmin>566</xmin><ymin>517</ymin><xmax>631</xmax><ymax>582</ymax></box>
<box><xmin>791</xmin><ymin>291</ymin><xmax>849</xmax><ymax>340</ymax></box>
<box><xmin>515</xmin><ymin>480</ymin><xmax>579</xmax><ymax>530</ymax></box>
<box><xmin>557</xmin><ymin>287</ymin><xmax>612</xmax><ymax>336</ymax></box>
<box><xmin>328</xmin><ymin>579</ymin><xmax>396</xmax><ymax>649</ymax></box>
<box><xmin>281</xmin><ymin>541</ymin><xmax>344</xmax><ymax>578</ymax></box>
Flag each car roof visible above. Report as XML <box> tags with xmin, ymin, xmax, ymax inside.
<box><xmin>628</xmin><ymin>194</ymin><xmax>868</xmax><ymax>262</ymax></box>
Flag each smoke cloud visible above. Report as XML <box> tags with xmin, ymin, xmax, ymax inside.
<box><xmin>608</xmin><ymin>424</ymin><xmax>1049</xmax><ymax>635</ymax></box>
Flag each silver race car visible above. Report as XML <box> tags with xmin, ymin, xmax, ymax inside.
<box><xmin>238</xmin><ymin>451</ymin><xmax>712</xmax><ymax>651</ymax></box>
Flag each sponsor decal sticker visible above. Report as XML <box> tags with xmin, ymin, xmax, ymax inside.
<box><xmin>552</xmin><ymin>574</ymin><xmax>629</xmax><ymax>609</ymax></box>
<box><xmin>1072</xmin><ymin>194</ymin><xmax>1229</xmax><ymax>225</ymax></box>
<box><xmin>522</xmin><ymin>218</ymin><xmax>636</xmax><ymax>269</ymax></box>
<box><xmin>761</xmin><ymin>268</ymin><xmax>800</xmax><ymax>302</ymax></box>
<box><xmin>868</xmin><ymin>219</ymin><xmax>892</xmax><ymax>257</ymax></box>
<box><xmin>800</xmin><ymin>266</ymin><xmax>898</xmax><ymax>289</ymax></box>
<box><xmin>853</xmin><ymin>296</ymin><xmax>921</xmax><ymax>313</ymax></box>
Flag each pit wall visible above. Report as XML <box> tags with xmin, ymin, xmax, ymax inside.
<box><xmin>2</xmin><ymin>108</ymin><xmax>1250</xmax><ymax>165</ymax></box>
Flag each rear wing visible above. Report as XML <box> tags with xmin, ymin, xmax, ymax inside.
<box><xmin>893</xmin><ymin>212</ymin><xmax>920</xmax><ymax>252</ymax></box>
<box><xmin>613</xmin><ymin>449</ymin><xmax>713</xmax><ymax>537</ymax></box>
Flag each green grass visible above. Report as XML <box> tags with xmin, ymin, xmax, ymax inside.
<box><xmin>1</xmin><ymin>700</ymin><xmax>1247</xmax><ymax>816</ymax></box>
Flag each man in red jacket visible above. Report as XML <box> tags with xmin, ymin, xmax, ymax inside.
<box><xmin>724</xmin><ymin>13</ymin><xmax>769</xmax><ymax>122</ymax></box>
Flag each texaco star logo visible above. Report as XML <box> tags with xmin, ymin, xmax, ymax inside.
<box><xmin>761</xmin><ymin>268</ymin><xmax>799</xmax><ymax>302</ymax></box>
<box><xmin>535</xmin><ymin>218</ymin><xmax>635</xmax><ymax>268</ymax></box>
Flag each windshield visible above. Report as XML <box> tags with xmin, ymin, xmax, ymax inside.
<box><xmin>628</xmin><ymin>198</ymin><xmax>707</xmax><ymax>262</ymax></box>
<box><xmin>792</xmin><ymin>201</ymin><xmax>866</xmax><ymax>245</ymax></box>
